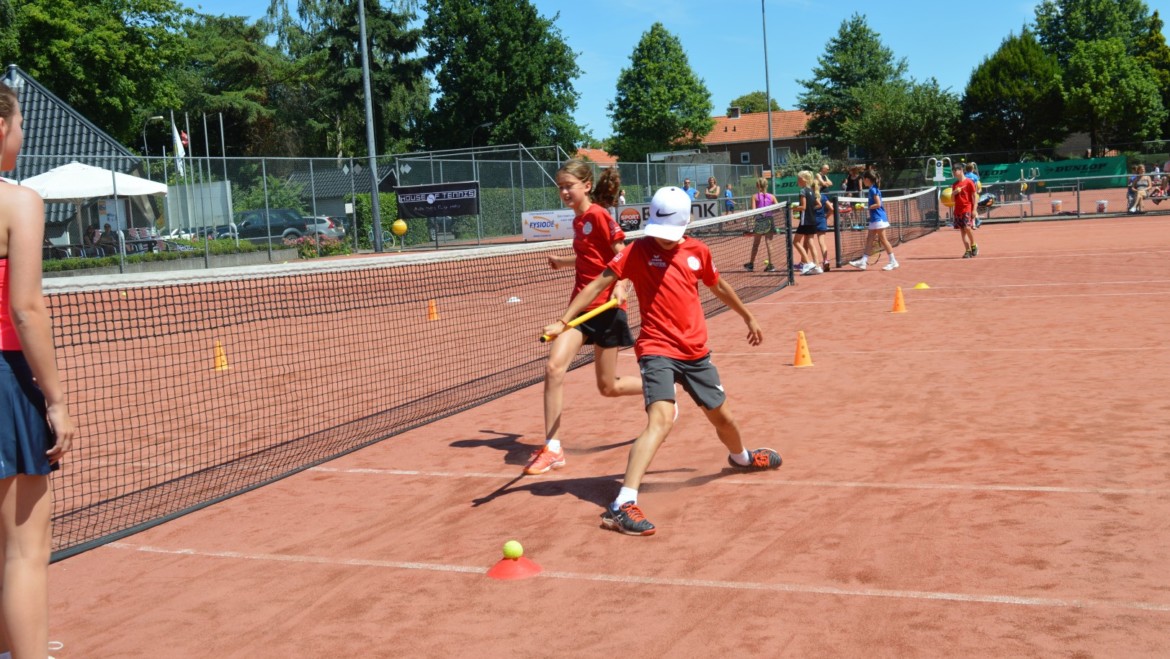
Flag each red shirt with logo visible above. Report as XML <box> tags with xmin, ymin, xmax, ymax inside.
<box><xmin>952</xmin><ymin>177</ymin><xmax>977</xmax><ymax>216</ymax></box>
<box><xmin>606</xmin><ymin>236</ymin><xmax>718</xmax><ymax>360</ymax></box>
<box><xmin>572</xmin><ymin>204</ymin><xmax>625</xmax><ymax>311</ymax></box>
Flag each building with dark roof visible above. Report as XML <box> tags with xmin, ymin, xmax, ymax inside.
<box><xmin>2</xmin><ymin>64</ymin><xmax>155</xmax><ymax>243</ymax></box>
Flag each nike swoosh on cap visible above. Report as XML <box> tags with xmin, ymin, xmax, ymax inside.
<box><xmin>655</xmin><ymin>209</ymin><xmax>676</xmax><ymax>217</ymax></box>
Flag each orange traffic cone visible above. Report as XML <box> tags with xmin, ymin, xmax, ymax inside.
<box><xmin>213</xmin><ymin>340</ymin><xmax>229</xmax><ymax>372</ymax></box>
<box><xmin>891</xmin><ymin>287</ymin><xmax>907</xmax><ymax>313</ymax></box>
<box><xmin>427</xmin><ymin>299</ymin><xmax>439</xmax><ymax>321</ymax></box>
<box><xmin>793</xmin><ymin>331</ymin><xmax>813</xmax><ymax>368</ymax></box>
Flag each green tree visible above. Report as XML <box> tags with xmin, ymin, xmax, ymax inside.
<box><xmin>3</xmin><ymin>0</ymin><xmax>189</xmax><ymax>144</ymax></box>
<box><xmin>268</xmin><ymin>0</ymin><xmax>428</xmax><ymax>156</ymax></box>
<box><xmin>607</xmin><ymin>23</ymin><xmax>714</xmax><ymax>162</ymax></box>
<box><xmin>797</xmin><ymin>13</ymin><xmax>907</xmax><ymax>155</ymax></box>
<box><xmin>1063</xmin><ymin>38</ymin><xmax>1166</xmax><ymax>153</ymax></box>
<box><xmin>175</xmin><ymin>15</ymin><xmax>297</xmax><ymax>158</ymax></box>
<box><xmin>727</xmin><ymin>91</ymin><xmax>780</xmax><ymax>114</ymax></box>
<box><xmin>1034</xmin><ymin>0</ymin><xmax>1152</xmax><ymax>67</ymax></box>
<box><xmin>961</xmin><ymin>30</ymin><xmax>1066</xmax><ymax>157</ymax></box>
<box><xmin>0</xmin><ymin>0</ymin><xmax>17</xmax><ymax>59</ymax></box>
<box><xmin>422</xmin><ymin>0</ymin><xmax>582</xmax><ymax>151</ymax></box>
<box><xmin>840</xmin><ymin>79</ymin><xmax>960</xmax><ymax>167</ymax></box>
<box><xmin>1134</xmin><ymin>10</ymin><xmax>1170</xmax><ymax>137</ymax></box>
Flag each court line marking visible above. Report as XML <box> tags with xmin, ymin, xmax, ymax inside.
<box><xmin>753</xmin><ymin>290</ymin><xmax>1170</xmax><ymax>305</ymax></box>
<box><xmin>710</xmin><ymin>346</ymin><xmax>1167</xmax><ymax>356</ymax></box>
<box><xmin>306</xmin><ymin>466</ymin><xmax>1165</xmax><ymax>496</ymax></box>
<box><xmin>106</xmin><ymin>543</ymin><xmax>1170</xmax><ymax>614</ymax></box>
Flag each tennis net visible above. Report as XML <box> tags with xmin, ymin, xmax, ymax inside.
<box><xmin>45</xmin><ymin>201</ymin><xmax>792</xmax><ymax>559</ymax></box>
<box><xmin>831</xmin><ymin>187</ymin><xmax>940</xmax><ymax>265</ymax></box>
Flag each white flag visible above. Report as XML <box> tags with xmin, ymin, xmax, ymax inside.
<box><xmin>171</xmin><ymin>120</ymin><xmax>186</xmax><ymax>177</ymax></box>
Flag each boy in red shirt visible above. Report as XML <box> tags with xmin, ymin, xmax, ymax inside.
<box><xmin>951</xmin><ymin>163</ymin><xmax>979</xmax><ymax>258</ymax></box>
<box><xmin>541</xmin><ymin>187</ymin><xmax>782</xmax><ymax>536</ymax></box>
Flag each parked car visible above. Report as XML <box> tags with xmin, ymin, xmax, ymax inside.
<box><xmin>305</xmin><ymin>215</ymin><xmax>346</xmax><ymax>239</ymax></box>
<box><xmin>191</xmin><ymin>224</ymin><xmax>237</xmax><ymax>239</ymax></box>
<box><xmin>232</xmin><ymin>209</ymin><xmax>308</xmax><ymax>242</ymax></box>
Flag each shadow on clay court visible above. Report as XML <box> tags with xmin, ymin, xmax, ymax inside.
<box><xmin>448</xmin><ymin>430</ymin><xmax>532</xmax><ymax>467</ymax></box>
<box><xmin>470</xmin><ymin>467</ymin><xmax>696</xmax><ymax>510</ymax></box>
<box><xmin>449</xmin><ymin>431</ymin><xmax>634</xmax><ymax>467</ymax></box>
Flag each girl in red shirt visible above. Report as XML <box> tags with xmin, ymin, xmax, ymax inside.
<box><xmin>526</xmin><ymin>161</ymin><xmax>643</xmax><ymax>475</ymax></box>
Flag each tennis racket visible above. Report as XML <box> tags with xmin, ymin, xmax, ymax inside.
<box><xmin>540</xmin><ymin>298</ymin><xmax>620</xmax><ymax>343</ymax></box>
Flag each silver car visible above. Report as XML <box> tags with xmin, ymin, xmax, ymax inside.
<box><xmin>305</xmin><ymin>216</ymin><xmax>346</xmax><ymax>239</ymax></box>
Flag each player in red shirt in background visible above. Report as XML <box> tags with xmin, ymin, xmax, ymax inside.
<box><xmin>951</xmin><ymin>163</ymin><xmax>979</xmax><ymax>258</ymax></box>
<box><xmin>542</xmin><ymin>187</ymin><xmax>782</xmax><ymax>536</ymax></box>
<box><xmin>527</xmin><ymin>161</ymin><xmax>643</xmax><ymax>475</ymax></box>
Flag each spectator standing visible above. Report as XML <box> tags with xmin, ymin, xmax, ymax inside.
<box><xmin>743</xmin><ymin>177</ymin><xmax>777</xmax><ymax>272</ymax></box>
<box><xmin>0</xmin><ymin>81</ymin><xmax>77</xmax><ymax>659</ymax></box>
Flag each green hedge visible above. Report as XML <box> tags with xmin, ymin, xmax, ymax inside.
<box><xmin>42</xmin><ymin>238</ymin><xmax>259</xmax><ymax>272</ymax></box>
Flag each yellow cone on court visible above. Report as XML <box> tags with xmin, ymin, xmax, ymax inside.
<box><xmin>427</xmin><ymin>299</ymin><xmax>439</xmax><ymax>321</ymax></box>
<box><xmin>213</xmin><ymin>340</ymin><xmax>229</xmax><ymax>372</ymax></box>
<box><xmin>891</xmin><ymin>287</ymin><xmax>907</xmax><ymax>313</ymax></box>
<box><xmin>913</xmin><ymin>282</ymin><xmax>930</xmax><ymax>289</ymax></box>
<box><xmin>793</xmin><ymin>331</ymin><xmax>813</xmax><ymax>368</ymax></box>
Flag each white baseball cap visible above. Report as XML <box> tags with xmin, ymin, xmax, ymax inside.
<box><xmin>644</xmin><ymin>186</ymin><xmax>692</xmax><ymax>241</ymax></box>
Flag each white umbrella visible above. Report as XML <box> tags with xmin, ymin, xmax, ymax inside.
<box><xmin>20</xmin><ymin>161</ymin><xmax>167</xmax><ymax>199</ymax></box>
<box><xmin>20</xmin><ymin>161</ymin><xmax>167</xmax><ymax>245</ymax></box>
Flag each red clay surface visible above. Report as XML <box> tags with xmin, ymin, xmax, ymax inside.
<box><xmin>48</xmin><ymin>216</ymin><xmax>1170</xmax><ymax>657</ymax></box>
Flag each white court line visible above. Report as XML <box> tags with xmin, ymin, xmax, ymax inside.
<box><xmin>757</xmin><ymin>290</ymin><xmax>1170</xmax><ymax>305</ymax></box>
<box><xmin>106</xmin><ymin>543</ymin><xmax>1170</xmax><ymax>614</ymax></box>
<box><xmin>710</xmin><ymin>346</ymin><xmax>1166</xmax><ymax>356</ymax></box>
<box><xmin>307</xmin><ymin>466</ymin><xmax>1165</xmax><ymax>496</ymax></box>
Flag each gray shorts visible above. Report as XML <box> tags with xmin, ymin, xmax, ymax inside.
<box><xmin>638</xmin><ymin>353</ymin><xmax>726</xmax><ymax>411</ymax></box>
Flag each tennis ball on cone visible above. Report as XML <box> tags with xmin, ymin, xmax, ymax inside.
<box><xmin>391</xmin><ymin>219</ymin><xmax>408</xmax><ymax>237</ymax></box>
<box><xmin>502</xmin><ymin>540</ymin><xmax>523</xmax><ymax>560</ymax></box>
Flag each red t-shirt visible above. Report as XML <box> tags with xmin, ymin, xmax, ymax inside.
<box><xmin>572</xmin><ymin>204</ymin><xmax>625</xmax><ymax>311</ymax></box>
<box><xmin>606</xmin><ymin>236</ymin><xmax>719</xmax><ymax>360</ymax></box>
<box><xmin>952</xmin><ymin>177</ymin><xmax>977</xmax><ymax>216</ymax></box>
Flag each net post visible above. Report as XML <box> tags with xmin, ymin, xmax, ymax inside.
<box><xmin>832</xmin><ymin>195</ymin><xmax>842</xmax><ymax>268</ymax></box>
<box><xmin>784</xmin><ymin>202</ymin><xmax>795</xmax><ymax>285</ymax></box>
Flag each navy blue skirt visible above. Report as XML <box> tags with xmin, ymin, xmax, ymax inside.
<box><xmin>0</xmin><ymin>350</ymin><xmax>57</xmax><ymax>477</ymax></box>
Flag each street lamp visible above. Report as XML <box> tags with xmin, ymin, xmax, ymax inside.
<box><xmin>141</xmin><ymin>115</ymin><xmax>164</xmax><ymax>178</ymax></box>
<box><xmin>470</xmin><ymin>121</ymin><xmax>493</xmax><ymax>148</ymax></box>
<box><xmin>761</xmin><ymin>1</ymin><xmax>775</xmax><ymax>177</ymax></box>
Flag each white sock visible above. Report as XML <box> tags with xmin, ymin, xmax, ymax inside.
<box><xmin>545</xmin><ymin>438</ymin><xmax>561</xmax><ymax>453</ymax></box>
<box><xmin>613</xmin><ymin>486</ymin><xmax>638</xmax><ymax>509</ymax></box>
<box><xmin>730</xmin><ymin>449</ymin><xmax>751</xmax><ymax>466</ymax></box>
<box><xmin>888</xmin><ymin>253</ymin><xmax>897</xmax><ymax>263</ymax></box>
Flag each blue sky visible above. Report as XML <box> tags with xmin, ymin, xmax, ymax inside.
<box><xmin>184</xmin><ymin>0</ymin><xmax>1166</xmax><ymax>140</ymax></box>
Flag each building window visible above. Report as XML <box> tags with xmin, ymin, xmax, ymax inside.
<box><xmin>774</xmin><ymin>147</ymin><xmax>791</xmax><ymax>165</ymax></box>
<box><xmin>740</xmin><ymin>152</ymin><xmax>750</xmax><ymax>164</ymax></box>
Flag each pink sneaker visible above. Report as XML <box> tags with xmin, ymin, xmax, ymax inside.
<box><xmin>524</xmin><ymin>446</ymin><xmax>565</xmax><ymax>475</ymax></box>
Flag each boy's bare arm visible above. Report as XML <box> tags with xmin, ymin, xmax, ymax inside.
<box><xmin>708</xmin><ymin>277</ymin><xmax>763</xmax><ymax>346</ymax></box>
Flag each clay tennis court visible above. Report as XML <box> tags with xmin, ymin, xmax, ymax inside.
<box><xmin>47</xmin><ymin>215</ymin><xmax>1170</xmax><ymax>657</ymax></box>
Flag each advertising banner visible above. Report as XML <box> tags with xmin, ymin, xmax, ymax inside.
<box><xmin>397</xmin><ymin>181</ymin><xmax>481</xmax><ymax>218</ymax></box>
<box><xmin>522</xmin><ymin>200</ymin><xmax>720</xmax><ymax>240</ymax></box>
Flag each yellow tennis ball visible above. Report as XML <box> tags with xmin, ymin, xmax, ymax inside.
<box><xmin>854</xmin><ymin>203</ymin><xmax>864</xmax><ymax>210</ymax></box>
<box><xmin>120</xmin><ymin>291</ymin><xmax>127</xmax><ymax>297</ymax></box>
<box><xmin>502</xmin><ymin>540</ymin><xmax>523</xmax><ymax>559</ymax></box>
<box><xmin>391</xmin><ymin>219</ymin><xmax>408</xmax><ymax>237</ymax></box>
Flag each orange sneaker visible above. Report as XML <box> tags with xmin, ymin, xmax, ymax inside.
<box><xmin>524</xmin><ymin>445</ymin><xmax>565</xmax><ymax>475</ymax></box>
